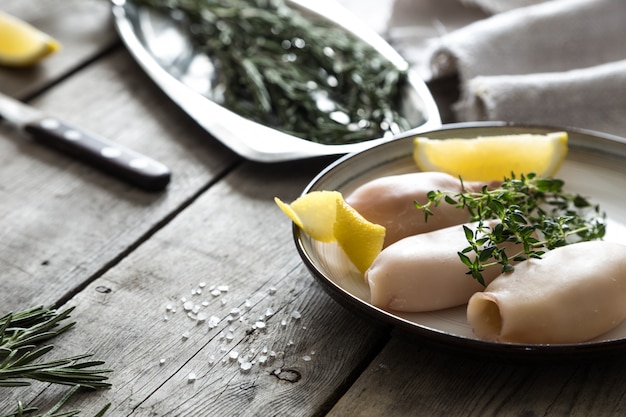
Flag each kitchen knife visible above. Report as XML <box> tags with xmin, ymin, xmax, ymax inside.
<box><xmin>0</xmin><ymin>92</ymin><xmax>171</xmax><ymax>191</ymax></box>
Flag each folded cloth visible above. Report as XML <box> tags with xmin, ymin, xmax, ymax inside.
<box><xmin>466</xmin><ymin>60</ymin><xmax>626</xmax><ymax>135</ymax></box>
<box><xmin>415</xmin><ymin>0</ymin><xmax>626</xmax><ymax>137</ymax></box>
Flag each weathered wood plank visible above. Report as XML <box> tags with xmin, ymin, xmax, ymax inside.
<box><xmin>0</xmin><ymin>0</ymin><xmax>118</xmax><ymax>99</ymax></box>
<box><xmin>3</xmin><ymin>159</ymin><xmax>390</xmax><ymax>415</ymax></box>
<box><xmin>0</xmin><ymin>47</ymin><xmax>238</xmax><ymax>311</ymax></box>
<box><xmin>327</xmin><ymin>334</ymin><xmax>626</xmax><ymax>416</ymax></box>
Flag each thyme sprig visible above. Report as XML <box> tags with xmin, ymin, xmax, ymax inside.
<box><xmin>1</xmin><ymin>306</ymin><xmax>112</xmax><ymax>417</ymax></box>
<box><xmin>415</xmin><ymin>173</ymin><xmax>606</xmax><ymax>285</ymax></box>
<box><xmin>134</xmin><ymin>0</ymin><xmax>413</xmax><ymax>144</ymax></box>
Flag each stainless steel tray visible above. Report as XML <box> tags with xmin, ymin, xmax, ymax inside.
<box><xmin>111</xmin><ymin>0</ymin><xmax>441</xmax><ymax>162</ymax></box>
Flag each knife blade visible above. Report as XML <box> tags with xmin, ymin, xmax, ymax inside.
<box><xmin>0</xmin><ymin>92</ymin><xmax>171</xmax><ymax>191</ymax></box>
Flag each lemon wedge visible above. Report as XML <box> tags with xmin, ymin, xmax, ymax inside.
<box><xmin>413</xmin><ymin>131</ymin><xmax>568</xmax><ymax>181</ymax></box>
<box><xmin>0</xmin><ymin>10</ymin><xmax>61</xmax><ymax>67</ymax></box>
<box><xmin>274</xmin><ymin>191</ymin><xmax>343</xmax><ymax>242</ymax></box>
<box><xmin>333</xmin><ymin>199</ymin><xmax>386</xmax><ymax>274</ymax></box>
<box><xmin>275</xmin><ymin>191</ymin><xmax>386</xmax><ymax>272</ymax></box>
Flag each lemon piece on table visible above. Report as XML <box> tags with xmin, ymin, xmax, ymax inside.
<box><xmin>334</xmin><ymin>199</ymin><xmax>386</xmax><ymax>274</ymax></box>
<box><xmin>0</xmin><ymin>10</ymin><xmax>61</xmax><ymax>67</ymax></box>
<box><xmin>413</xmin><ymin>131</ymin><xmax>568</xmax><ymax>181</ymax></box>
<box><xmin>274</xmin><ymin>191</ymin><xmax>343</xmax><ymax>243</ymax></box>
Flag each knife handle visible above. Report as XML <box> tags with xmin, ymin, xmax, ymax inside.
<box><xmin>24</xmin><ymin>117</ymin><xmax>171</xmax><ymax>191</ymax></box>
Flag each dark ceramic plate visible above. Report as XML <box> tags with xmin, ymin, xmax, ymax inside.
<box><xmin>294</xmin><ymin>122</ymin><xmax>626</xmax><ymax>359</ymax></box>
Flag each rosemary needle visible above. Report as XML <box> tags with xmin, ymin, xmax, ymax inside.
<box><xmin>134</xmin><ymin>0</ymin><xmax>413</xmax><ymax>144</ymax></box>
<box><xmin>0</xmin><ymin>306</ymin><xmax>112</xmax><ymax>417</ymax></box>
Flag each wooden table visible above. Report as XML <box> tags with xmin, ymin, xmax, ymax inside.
<box><xmin>2</xmin><ymin>1</ymin><xmax>626</xmax><ymax>415</ymax></box>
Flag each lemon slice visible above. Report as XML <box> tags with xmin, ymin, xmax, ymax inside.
<box><xmin>413</xmin><ymin>131</ymin><xmax>568</xmax><ymax>181</ymax></box>
<box><xmin>334</xmin><ymin>199</ymin><xmax>386</xmax><ymax>274</ymax></box>
<box><xmin>274</xmin><ymin>191</ymin><xmax>343</xmax><ymax>242</ymax></box>
<box><xmin>0</xmin><ymin>10</ymin><xmax>61</xmax><ymax>67</ymax></box>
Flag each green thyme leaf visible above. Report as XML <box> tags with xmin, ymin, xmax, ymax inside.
<box><xmin>415</xmin><ymin>173</ymin><xmax>606</xmax><ymax>285</ymax></box>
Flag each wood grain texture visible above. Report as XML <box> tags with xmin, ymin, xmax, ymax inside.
<box><xmin>0</xmin><ymin>48</ymin><xmax>238</xmax><ymax>311</ymax></box>
<box><xmin>0</xmin><ymin>0</ymin><xmax>118</xmax><ymax>99</ymax></box>
<box><xmin>5</xmin><ymin>160</ymin><xmax>389</xmax><ymax>415</ymax></box>
<box><xmin>327</xmin><ymin>335</ymin><xmax>626</xmax><ymax>416</ymax></box>
<box><xmin>3</xmin><ymin>1</ymin><xmax>626</xmax><ymax>416</ymax></box>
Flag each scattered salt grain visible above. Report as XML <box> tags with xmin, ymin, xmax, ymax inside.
<box><xmin>244</xmin><ymin>300</ymin><xmax>251</xmax><ymax>308</ymax></box>
<box><xmin>265</xmin><ymin>307</ymin><xmax>274</xmax><ymax>317</ymax></box>
<box><xmin>199</xmin><ymin>281</ymin><xmax>206</xmax><ymax>288</ymax></box>
<box><xmin>211</xmin><ymin>289</ymin><xmax>221</xmax><ymax>297</ymax></box>
<box><xmin>302</xmin><ymin>355</ymin><xmax>312</xmax><ymax>362</ymax></box>
<box><xmin>268</xmin><ymin>286</ymin><xmax>277</xmax><ymax>295</ymax></box>
<box><xmin>187</xmin><ymin>372</ymin><xmax>197</xmax><ymax>383</ymax></box>
<box><xmin>291</xmin><ymin>311</ymin><xmax>301</xmax><ymax>320</ymax></box>
<box><xmin>196</xmin><ymin>312</ymin><xmax>208</xmax><ymax>323</ymax></box>
<box><xmin>281</xmin><ymin>319</ymin><xmax>287</xmax><ymax>327</ymax></box>
<box><xmin>229</xmin><ymin>351</ymin><xmax>239</xmax><ymax>361</ymax></box>
<box><xmin>254</xmin><ymin>321</ymin><xmax>266</xmax><ymax>330</ymax></box>
<box><xmin>183</xmin><ymin>301</ymin><xmax>194</xmax><ymax>311</ymax></box>
<box><xmin>181</xmin><ymin>331</ymin><xmax>190</xmax><ymax>341</ymax></box>
<box><xmin>230</xmin><ymin>308</ymin><xmax>241</xmax><ymax>317</ymax></box>
<box><xmin>217</xmin><ymin>285</ymin><xmax>229</xmax><ymax>292</ymax></box>
<box><xmin>159</xmin><ymin>358</ymin><xmax>166</xmax><ymax>365</ymax></box>
<box><xmin>165</xmin><ymin>304</ymin><xmax>173</xmax><ymax>311</ymax></box>
<box><xmin>258</xmin><ymin>355</ymin><xmax>268</xmax><ymax>365</ymax></box>
<box><xmin>208</xmin><ymin>316</ymin><xmax>220</xmax><ymax>328</ymax></box>
<box><xmin>240</xmin><ymin>362</ymin><xmax>252</xmax><ymax>372</ymax></box>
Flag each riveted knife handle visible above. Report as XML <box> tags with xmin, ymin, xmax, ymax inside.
<box><xmin>24</xmin><ymin>117</ymin><xmax>171</xmax><ymax>191</ymax></box>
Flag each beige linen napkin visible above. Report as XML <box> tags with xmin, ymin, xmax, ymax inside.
<box><xmin>394</xmin><ymin>0</ymin><xmax>626</xmax><ymax>137</ymax></box>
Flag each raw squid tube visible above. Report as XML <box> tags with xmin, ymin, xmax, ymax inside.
<box><xmin>467</xmin><ymin>241</ymin><xmax>626</xmax><ymax>344</ymax></box>
<box><xmin>346</xmin><ymin>172</ymin><xmax>487</xmax><ymax>247</ymax></box>
<box><xmin>365</xmin><ymin>221</ymin><xmax>505</xmax><ymax>312</ymax></box>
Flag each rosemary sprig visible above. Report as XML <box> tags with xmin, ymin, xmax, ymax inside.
<box><xmin>3</xmin><ymin>386</ymin><xmax>111</xmax><ymax>417</ymax></box>
<box><xmin>0</xmin><ymin>306</ymin><xmax>112</xmax><ymax>417</ymax></box>
<box><xmin>415</xmin><ymin>173</ymin><xmax>606</xmax><ymax>285</ymax></box>
<box><xmin>134</xmin><ymin>0</ymin><xmax>412</xmax><ymax>144</ymax></box>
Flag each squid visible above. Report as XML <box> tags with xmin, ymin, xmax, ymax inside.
<box><xmin>365</xmin><ymin>221</ymin><xmax>509</xmax><ymax>312</ymax></box>
<box><xmin>467</xmin><ymin>240</ymin><xmax>626</xmax><ymax>344</ymax></box>
<box><xmin>345</xmin><ymin>171</ymin><xmax>487</xmax><ymax>247</ymax></box>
